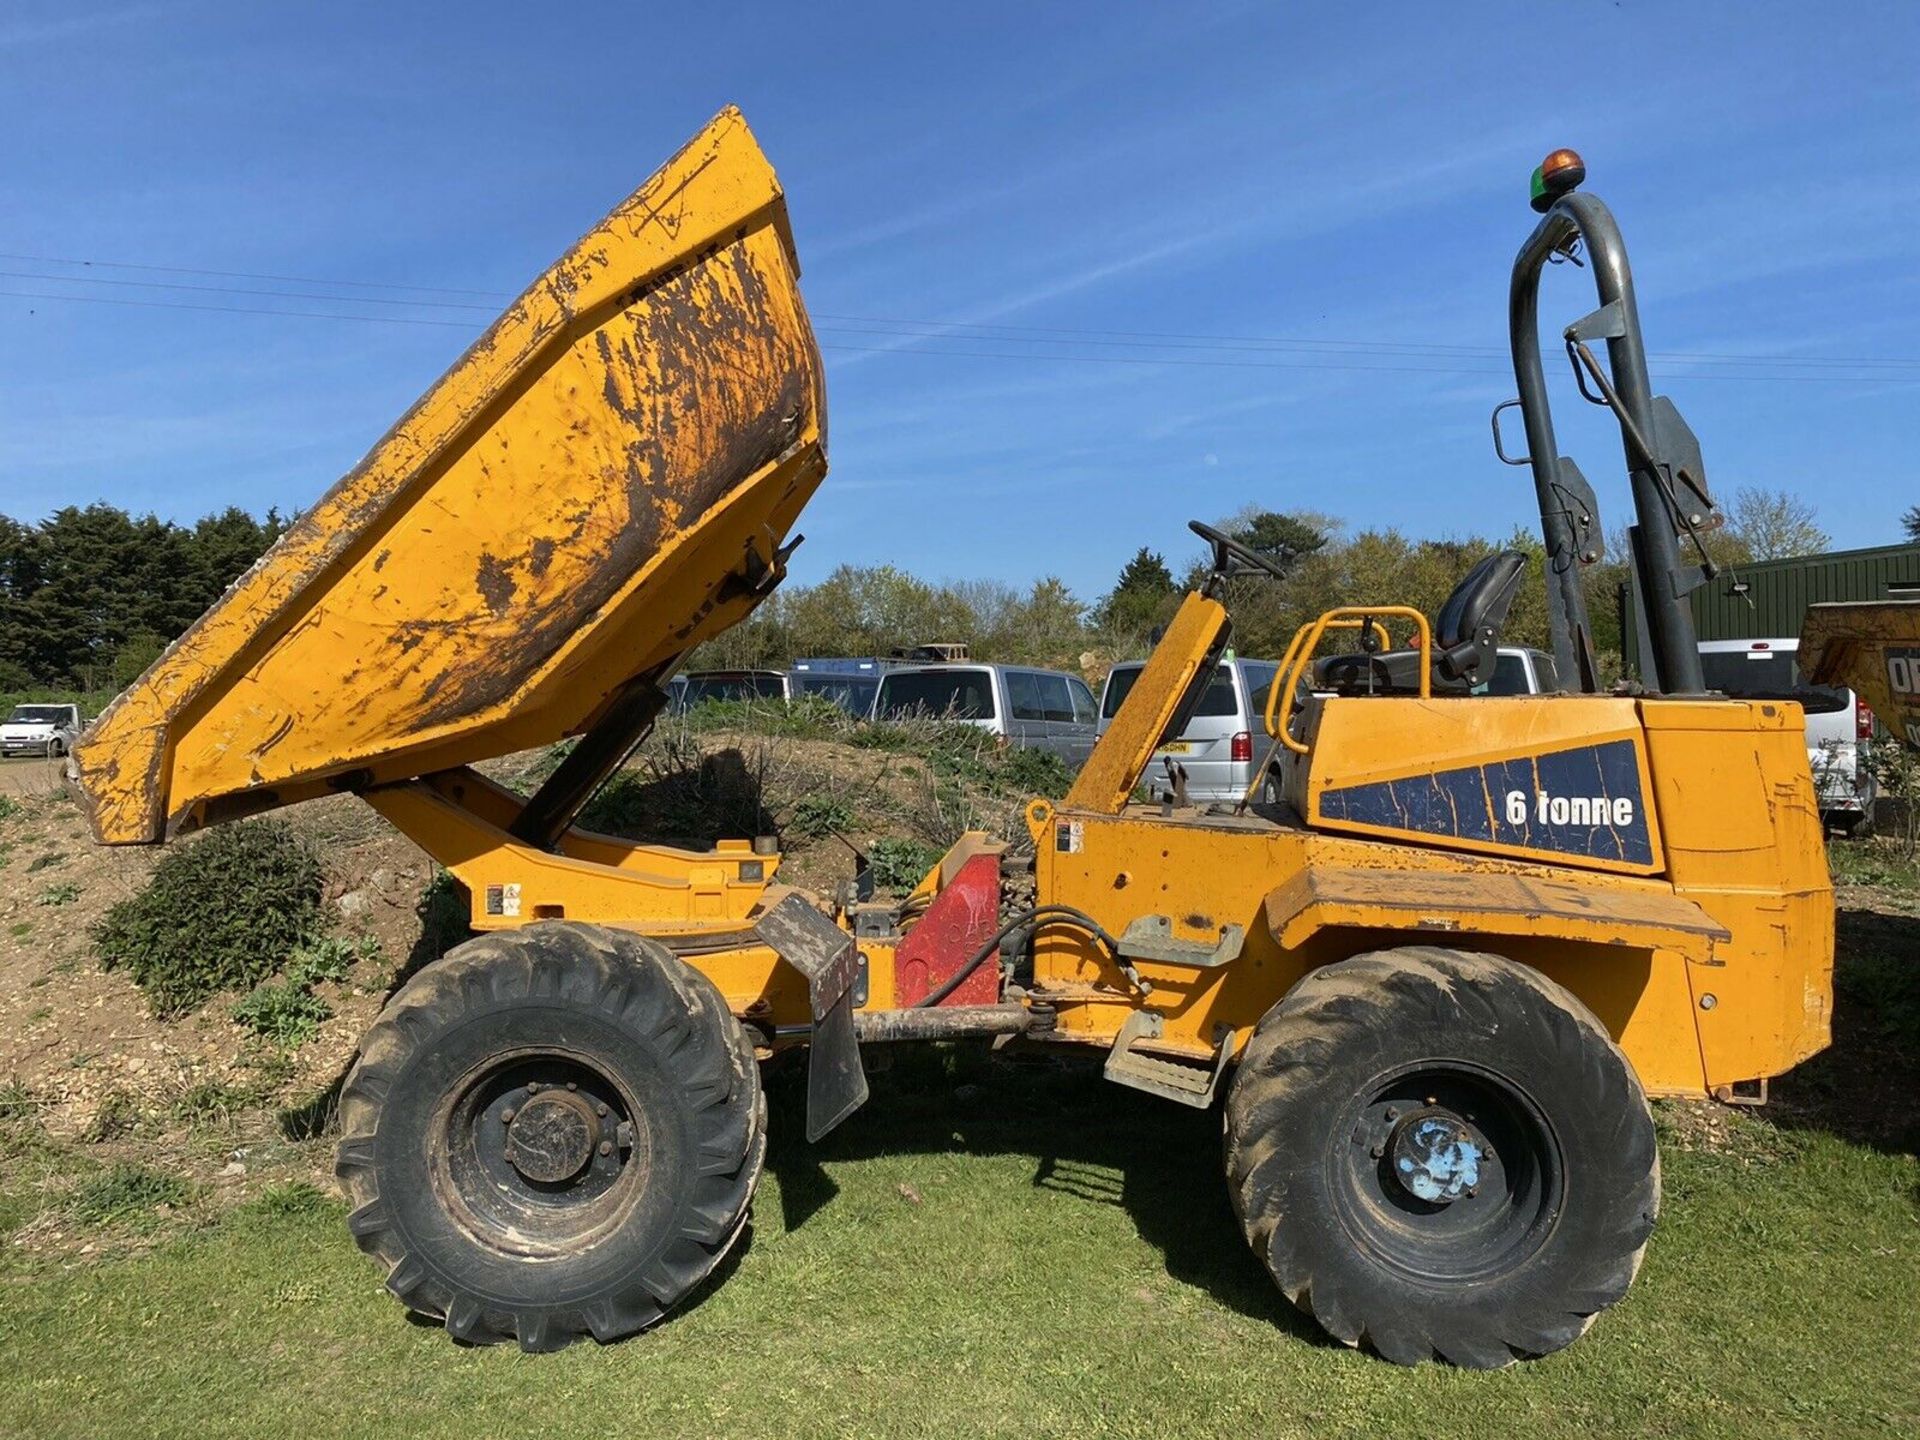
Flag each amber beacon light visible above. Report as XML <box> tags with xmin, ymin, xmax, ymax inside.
<box><xmin>1529</xmin><ymin>147</ymin><xmax>1587</xmax><ymax>212</ymax></box>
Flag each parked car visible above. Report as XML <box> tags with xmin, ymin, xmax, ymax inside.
<box><xmin>790</xmin><ymin>658</ymin><xmax>885</xmax><ymax>719</ymax></box>
<box><xmin>1098</xmin><ymin>657</ymin><xmax>1283</xmax><ymax>805</ymax></box>
<box><xmin>1697</xmin><ymin>637</ymin><xmax>1873</xmax><ymax>831</ymax></box>
<box><xmin>1481</xmin><ymin>646</ymin><xmax>1559</xmax><ymax>696</ymax></box>
<box><xmin>1103</xmin><ymin>646</ymin><xmax>1559</xmax><ymax>809</ymax></box>
<box><xmin>0</xmin><ymin>703</ymin><xmax>81</xmax><ymax>758</ymax></box>
<box><xmin>873</xmin><ymin>663</ymin><xmax>1099</xmax><ymax>766</ymax></box>
<box><xmin>674</xmin><ymin>669</ymin><xmax>792</xmax><ymax>712</ymax></box>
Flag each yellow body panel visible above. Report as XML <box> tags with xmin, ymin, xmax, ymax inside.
<box><xmin>1029</xmin><ymin>680</ymin><xmax>1832</xmax><ymax>1100</ymax></box>
<box><xmin>75</xmin><ymin>107</ymin><xmax>824</xmax><ymax>844</ymax></box>
<box><xmin>1298</xmin><ymin>696</ymin><xmax>1664</xmax><ymax>874</ymax></box>
<box><xmin>1065</xmin><ymin>591</ymin><xmax>1228</xmax><ymax>814</ymax></box>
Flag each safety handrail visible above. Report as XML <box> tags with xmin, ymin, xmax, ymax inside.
<box><xmin>1264</xmin><ymin>607</ymin><xmax>1433</xmax><ymax>755</ymax></box>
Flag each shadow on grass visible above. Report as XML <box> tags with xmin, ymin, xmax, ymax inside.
<box><xmin>1772</xmin><ymin>903</ymin><xmax>1920</xmax><ymax>1159</ymax></box>
<box><xmin>761</xmin><ymin>1045</ymin><xmax>1325</xmax><ymax>1346</ymax></box>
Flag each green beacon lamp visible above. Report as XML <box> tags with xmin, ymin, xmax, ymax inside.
<box><xmin>1529</xmin><ymin>148</ymin><xmax>1587</xmax><ymax>213</ymax></box>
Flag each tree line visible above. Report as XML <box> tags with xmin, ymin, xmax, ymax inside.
<box><xmin>0</xmin><ymin>483</ymin><xmax>1889</xmax><ymax>699</ymax></box>
<box><xmin>692</xmin><ymin>485</ymin><xmax>1857</xmax><ymax>678</ymax></box>
<box><xmin>0</xmin><ymin>504</ymin><xmax>287</xmax><ymax>692</ymax></box>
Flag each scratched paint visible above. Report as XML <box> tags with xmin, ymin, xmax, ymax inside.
<box><xmin>74</xmin><ymin>108</ymin><xmax>825</xmax><ymax>844</ymax></box>
<box><xmin>1318</xmin><ymin>739</ymin><xmax>1653</xmax><ymax>864</ymax></box>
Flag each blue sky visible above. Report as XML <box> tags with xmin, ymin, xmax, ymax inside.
<box><xmin>2</xmin><ymin>1</ymin><xmax>1915</xmax><ymax>599</ymax></box>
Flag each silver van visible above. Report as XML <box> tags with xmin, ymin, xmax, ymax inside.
<box><xmin>1098</xmin><ymin>657</ymin><xmax>1282</xmax><ymax>805</ymax></box>
<box><xmin>873</xmin><ymin>664</ymin><xmax>1100</xmax><ymax>766</ymax></box>
<box><xmin>675</xmin><ymin>670</ymin><xmax>792</xmax><ymax>711</ymax></box>
<box><xmin>1697</xmin><ymin>637</ymin><xmax>1873</xmax><ymax>832</ymax></box>
<box><xmin>790</xmin><ymin>669</ymin><xmax>881</xmax><ymax>719</ymax></box>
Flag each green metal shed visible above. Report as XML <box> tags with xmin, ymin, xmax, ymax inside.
<box><xmin>1621</xmin><ymin>541</ymin><xmax>1920</xmax><ymax>674</ymax></box>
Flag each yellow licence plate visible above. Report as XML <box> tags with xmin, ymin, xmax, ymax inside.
<box><xmin>1160</xmin><ymin>741</ymin><xmax>1194</xmax><ymax>754</ymax></box>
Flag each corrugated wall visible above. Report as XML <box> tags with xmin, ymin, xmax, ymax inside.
<box><xmin>1622</xmin><ymin>542</ymin><xmax>1920</xmax><ymax>672</ymax></box>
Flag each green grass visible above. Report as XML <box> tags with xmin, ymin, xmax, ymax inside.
<box><xmin>0</xmin><ymin>1058</ymin><xmax>1913</xmax><ymax>1440</ymax></box>
<box><xmin>65</xmin><ymin>1164</ymin><xmax>190</xmax><ymax>1226</ymax></box>
<box><xmin>1828</xmin><ymin>836</ymin><xmax>1920</xmax><ymax>891</ymax></box>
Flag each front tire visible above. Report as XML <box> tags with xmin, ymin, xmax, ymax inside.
<box><xmin>335</xmin><ymin>922</ymin><xmax>765</xmax><ymax>1351</ymax></box>
<box><xmin>1224</xmin><ymin>947</ymin><xmax>1657</xmax><ymax>1368</ymax></box>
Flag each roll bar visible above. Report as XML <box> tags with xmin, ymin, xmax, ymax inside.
<box><xmin>1504</xmin><ymin>154</ymin><xmax>1717</xmax><ymax>695</ymax></box>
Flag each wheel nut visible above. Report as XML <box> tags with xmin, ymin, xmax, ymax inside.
<box><xmin>567</xmin><ymin>1082</ymin><xmax>578</xmax><ymax>1092</ymax></box>
<box><xmin>1370</xmin><ymin>1143</ymin><xmax>1384</xmax><ymax>1158</ymax></box>
<box><xmin>598</xmin><ymin>1140</ymin><xmax>613</xmax><ymax>1156</ymax></box>
<box><xmin>501</xmin><ymin>1108</ymin><xmax>516</xmax><ymax>1124</ymax></box>
<box><xmin>595</xmin><ymin>1103</ymin><xmax>609</xmax><ymax>1117</ymax></box>
<box><xmin>1384</xmin><ymin>1106</ymin><xmax>1399</xmax><ymax>1122</ymax></box>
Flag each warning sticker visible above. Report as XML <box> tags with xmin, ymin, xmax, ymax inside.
<box><xmin>1055</xmin><ymin>820</ymin><xmax>1083</xmax><ymax>854</ymax></box>
<box><xmin>485</xmin><ymin>883</ymin><xmax>523</xmax><ymax>918</ymax></box>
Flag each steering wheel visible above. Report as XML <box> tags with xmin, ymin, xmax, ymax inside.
<box><xmin>1189</xmin><ymin>520</ymin><xmax>1288</xmax><ymax>582</ymax></box>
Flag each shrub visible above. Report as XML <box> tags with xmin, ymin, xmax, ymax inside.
<box><xmin>232</xmin><ymin>981</ymin><xmax>333</xmax><ymax>1047</ymax></box>
<box><xmin>286</xmin><ymin>933</ymin><xmax>379</xmax><ymax>987</ymax></box>
<box><xmin>94</xmin><ymin>819</ymin><xmax>327</xmax><ymax>1017</ymax></box>
<box><xmin>70</xmin><ymin>1164</ymin><xmax>190</xmax><ymax>1224</ymax></box>
<box><xmin>868</xmin><ymin>837</ymin><xmax>942</xmax><ymax>891</ymax></box>
<box><xmin>683</xmin><ymin>694</ymin><xmax>850</xmax><ymax>739</ymax></box>
<box><xmin>0</xmin><ymin>1080</ymin><xmax>35</xmax><ymax>1126</ymax></box>
<box><xmin>82</xmin><ymin>1090</ymin><xmax>143</xmax><ymax>1143</ymax></box>
<box><xmin>171</xmin><ymin>1077</ymin><xmax>267</xmax><ymax>1127</ymax></box>
<box><xmin>788</xmin><ymin>793</ymin><xmax>856</xmax><ymax>839</ymax></box>
<box><xmin>37</xmin><ymin>881</ymin><xmax>79</xmax><ymax>907</ymax></box>
<box><xmin>0</xmin><ymin>795</ymin><xmax>19</xmax><ymax>823</ymax></box>
<box><xmin>1001</xmin><ymin>746</ymin><xmax>1072</xmax><ymax>800</ymax></box>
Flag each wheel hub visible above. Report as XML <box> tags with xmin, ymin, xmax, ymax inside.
<box><xmin>1386</xmin><ymin>1106</ymin><xmax>1482</xmax><ymax>1205</ymax></box>
<box><xmin>504</xmin><ymin>1087</ymin><xmax>600</xmax><ymax>1183</ymax></box>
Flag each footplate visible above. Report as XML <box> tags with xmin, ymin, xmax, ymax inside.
<box><xmin>755</xmin><ymin>894</ymin><xmax>869</xmax><ymax>1140</ymax></box>
<box><xmin>1103</xmin><ymin>1013</ymin><xmax>1233</xmax><ymax>1108</ymax></box>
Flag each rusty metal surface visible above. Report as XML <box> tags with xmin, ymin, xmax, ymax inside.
<box><xmin>892</xmin><ymin>850</ymin><xmax>1003</xmax><ymax>1006</ymax></box>
<box><xmin>75</xmin><ymin>107</ymin><xmax>825</xmax><ymax>843</ymax></box>
<box><xmin>1801</xmin><ymin>600</ymin><xmax>1920</xmax><ymax>747</ymax></box>
<box><xmin>1264</xmin><ymin>864</ymin><xmax>1730</xmax><ymax>957</ymax></box>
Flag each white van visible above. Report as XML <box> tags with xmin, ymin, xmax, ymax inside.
<box><xmin>873</xmin><ymin>664</ymin><xmax>1100</xmax><ymax>766</ymax></box>
<box><xmin>1697</xmin><ymin>638</ymin><xmax>1874</xmax><ymax>832</ymax></box>
<box><xmin>0</xmin><ymin>703</ymin><xmax>81</xmax><ymax>758</ymax></box>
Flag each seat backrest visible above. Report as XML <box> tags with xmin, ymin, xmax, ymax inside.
<box><xmin>1434</xmin><ymin>550</ymin><xmax>1528</xmax><ymax>684</ymax></box>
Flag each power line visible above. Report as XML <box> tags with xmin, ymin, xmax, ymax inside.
<box><xmin>815</xmin><ymin>312</ymin><xmax>1920</xmax><ymax>371</ymax></box>
<box><xmin>0</xmin><ymin>287</ymin><xmax>477</xmax><ymax>329</ymax></box>
<box><xmin>815</xmin><ymin>339</ymin><xmax>1918</xmax><ymax>384</ymax></box>
<box><xmin>7</xmin><ymin>248</ymin><xmax>1920</xmax><ymax>371</ymax></box>
<box><xmin>4</xmin><ymin>275</ymin><xmax>1916</xmax><ymax>385</ymax></box>
<box><xmin>0</xmin><ymin>251</ymin><xmax>508</xmax><ymax>299</ymax></box>
<box><xmin>0</xmin><ymin>268</ymin><xmax>501</xmax><ymax>313</ymax></box>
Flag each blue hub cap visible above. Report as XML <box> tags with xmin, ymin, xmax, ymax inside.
<box><xmin>1387</xmin><ymin>1108</ymin><xmax>1483</xmax><ymax>1204</ymax></box>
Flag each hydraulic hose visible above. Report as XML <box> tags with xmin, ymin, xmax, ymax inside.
<box><xmin>911</xmin><ymin>904</ymin><xmax>1119</xmax><ymax>1010</ymax></box>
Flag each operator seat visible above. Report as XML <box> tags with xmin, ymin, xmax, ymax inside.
<box><xmin>1433</xmin><ymin>549</ymin><xmax>1528</xmax><ymax>684</ymax></box>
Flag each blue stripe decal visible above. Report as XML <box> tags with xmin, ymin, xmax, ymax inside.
<box><xmin>1319</xmin><ymin>738</ymin><xmax>1652</xmax><ymax>865</ymax></box>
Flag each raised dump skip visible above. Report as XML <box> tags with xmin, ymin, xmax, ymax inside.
<box><xmin>76</xmin><ymin>108</ymin><xmax>826</xmax><ymax>844</ymax></box>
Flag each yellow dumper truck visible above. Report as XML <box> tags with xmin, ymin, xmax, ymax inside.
<box><xmin>73</xmin><ymin>120</ymin><xmax>1832</xmax><ymax>1367</ymax></box>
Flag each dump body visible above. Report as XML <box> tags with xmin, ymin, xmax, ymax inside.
<box><xmin>75</xmin><ymin>108</ymin><xmax>825</xmax><ymax>843</ymax></box>
<box><xmin>1801</xmin><ymin>600</ymin><xmax>1920</xmax><ymax>749</ymax></box>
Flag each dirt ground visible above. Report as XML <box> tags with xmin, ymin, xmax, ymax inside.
<box><xmin>0</xmin><ymin>777</ymin><xmax>429</xmax><ymax>1197</ymax></box>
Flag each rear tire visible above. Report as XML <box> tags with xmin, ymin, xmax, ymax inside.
<box><xmin>1224</xmin><ymin>947</ymin><xmax>1657</xmax><ymax>1368</ymax></box>
<box><xmin>336</xmin><ymin>922</ymin><xmax>765</xmax><ymax>1351</ymax></box>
